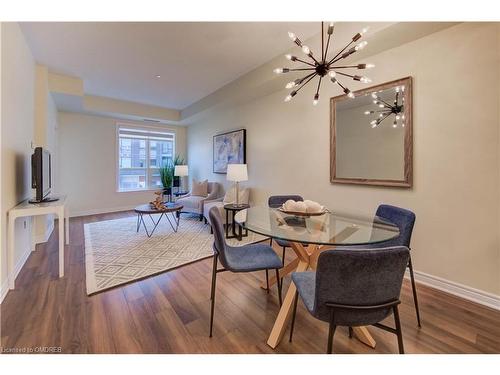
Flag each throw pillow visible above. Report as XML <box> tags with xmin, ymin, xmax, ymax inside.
<box><xmin>191</xmin><ymin>179</ymin><xmax>208</xmax><ymax>197</ymax></box>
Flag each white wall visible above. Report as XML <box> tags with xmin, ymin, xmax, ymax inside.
<box><xmin>0</xmin><ymin>23</ymin><xmax>36</xmax><ymax>298</ymax></box>
<box><xmin>188</xmin><ymin>23</ymin><xmax>500</xmax><ymax>296</ymax></box>
<box><xmin>58</xmin><ymin>112</ymin><xmax>187</xmax><ymax>216</ymax></box>
<box><xmin>33</xmin><ymin>64</ymin><xmax>59</xmax><ymax>243</ymax></box>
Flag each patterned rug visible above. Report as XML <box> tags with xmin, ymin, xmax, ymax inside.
<box><xmin>84</xmin><ymin>215</ymin><xmax>268</xmax><ymax>295</ymax></box>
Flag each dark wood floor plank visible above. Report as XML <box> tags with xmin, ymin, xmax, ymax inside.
<box><xmin>1</xmin><ymin>210</ymin><xmax>499</xmax><ymax>353</ymax></box>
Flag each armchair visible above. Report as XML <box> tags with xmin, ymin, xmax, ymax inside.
<box><xmin>177</xmin><ymin>181</ymin><xmax>223</xmax><ymax>221</ymax></box>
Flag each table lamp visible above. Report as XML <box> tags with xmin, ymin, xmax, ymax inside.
<box><xmin>174</xmin><ymin>165</ymin><xmax>189</xmax><ymax>193</ymax></box>
<box><xmin>226</xmin><ymin>164</ymin><xmax>248</xmax><ymax>207</ymax></box>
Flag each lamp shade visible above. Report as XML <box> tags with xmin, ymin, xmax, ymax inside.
<box><xmin>174</xmin><ymin>165</ymin><xmax>189</xmax><ymax>177</ymax></box>
<box><xmin>226</xmin><ymin>164</ymin><xmax>248</xmax><ymax>182</ymax></box>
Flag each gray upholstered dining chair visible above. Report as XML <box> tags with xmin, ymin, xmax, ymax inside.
<box><xmin>208</xmin><ymin>207</ymin><xmax>283</xmax><ymax>337</ymax></box>
<box><xmin>289</xmin><ymin>247</ymin><xmax>410</xmax><ymax>354</ymax></box>
<box><xmin>268</xmin><ymin>194</ymin><xmax>304</xmax><ymax>262</ymax></box>
<box><xmin>373</xmin><ymin>205</ymin><xmax>420</xmax><ymax>327</ymax></box>
<box><xmin>342</xmin><ymin>204</ymin><xmax>420</xmax><ymax>327</ymax></box>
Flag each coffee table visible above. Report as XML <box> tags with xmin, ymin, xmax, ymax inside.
<box><xmin>134</xmin><ymin>203</ymin><xmax>183</xmax><ymax>237</ymax></box>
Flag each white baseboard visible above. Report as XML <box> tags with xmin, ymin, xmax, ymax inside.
<box><xmin>0</xmin><ymin>245</ymin><xmax>32</xmax><ymax>304</ymax></box>
<box><xmin>34</xmin><ymin>220</ymin><xmax>54</xmax><ymax>244</ymax></box>
<box><xmin>406</xmin><ymin>269</ymin><xmax>500</xmax><ymax>311</ymax></box>
<box><xmin>70</xmin><ymin>205</ymin><xmax>137</xmax><ymax>218</ymax></box>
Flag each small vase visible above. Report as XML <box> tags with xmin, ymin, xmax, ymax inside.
<box><xmin>163</xmin><ymin>187</ymin><xmax>172</xmax><ymax>203</ymax></box>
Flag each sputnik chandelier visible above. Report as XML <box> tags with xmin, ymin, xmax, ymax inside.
<box><xmin>365</xmin><ymin>86</ymin><xmax>405</xmax><ymax>128</ymax></box>
<box><xmin>274</xmin><ymin>22</ymin><xmax>375</xmax><ymax>105</ymax></box>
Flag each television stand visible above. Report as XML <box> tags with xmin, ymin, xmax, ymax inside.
<box><xmin>28</xmin><ymin>196</ymin><xmax>60</xmax><ymax>204</ymax></box>
<box><xmin>7</xmin><ymin>195</ymin><xmax>69</xmax><ymax>290</ymax></box>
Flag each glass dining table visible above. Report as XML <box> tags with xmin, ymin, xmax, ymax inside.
<box><xmin>234</xmin><ymin>206</ymin><xmax>400</xmax><ymax>350</ymax></box>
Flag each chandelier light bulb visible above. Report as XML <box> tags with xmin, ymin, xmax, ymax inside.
<box><xmin>371</xmin><ymin>92</ymin><xmax>378</xmax><ymax>99</ymax></box>
<box><xmin>364</xmin><ymin>110</ymin><xmax>374</xmax><ymax>115</ymax></box>
<box><xmin>328</xmin><ymin>71</ymin><xmax>336</xmax><ymax>78</ymax></box>
<box><xmin>396</xmin><ymin>115</ymin><xmax>401</xmax><ymax>120</ymax></box>
<box><xmin>285</xmin><ymin>81</ymin><xmax>295</xmax><ymax>89</ymax></box>
<box><xmin>301</xmin><ymin>45</ymin><xmax>310</xmax><ymax>55</ymax></box>
<box><xmin>366</xmin><ymin>63</ymin><xmax>375</xmax><ymax>69</ymax></box>
<box><xmin>402</xmin><ymin>123</ymin><xmax>405</xmax><ymax>127</ymax></box>
<box><xmin>285</xmin><ymin>54</ymin><xmax>292</xmax><ymax>60</ymax></box>
<box><xmin>328</xmin><ymin>23</ymin><xmax>334</xmax><ymax>35</ymax></box>
<box><xmin>274</xmin><ymin>68</ymin><xmax>289</xmax><ymax>74</ymax></box>
<box><xmin>393</xmin><ymin>120</ymin><xmax>398</xmax><ymax>128</ymax></box>
<box><xmin>379</xmin><ymin>104</ymin><xmax>385</xmax><ymax>108</ymax></box>
<box><xmin>355</xmin><ymin>41</ymin><xmax>368</xmax><ymax>50</ymax></box>
<box><xmin>288</xmin><ymin>32</ymin><xmax>296</xmax><ymax>41</ymax></box>
<box><xmin>402</xmin><ymin>114</ymin><xmax>405</xmax><ymax>120</ymax></box>
<box><xmin>361</xmin><ymin>26</ymin><xmax>370</xmax><ymax>35</ymax></box>
<box><xmin>360</xmin><ymin>76</ymin><xmax>372</xmax><ymax>83</ymax></box>
<box><xmin>284</xmin><ymin>90</ymin><xmax>297</xmax><ymax>102</ymax></box>
<box><xmin>347</xmin><ymin>91</ymin><xmax>355</xmax><ymax>99</ymax></box>
<box><xmin>313</xmin><ymin>93</ymin><xmax>319</xmax><ymax>106</ymax></box>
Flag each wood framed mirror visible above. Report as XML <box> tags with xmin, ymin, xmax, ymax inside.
<box><xmin>330</xmin><ymin>76</ymin><xmax>413</xmax><ymax>187</ymax></box>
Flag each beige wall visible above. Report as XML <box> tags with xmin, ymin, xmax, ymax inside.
<box><xmin>0</xmin><ymin>23</ymin><xmax>36</xmax><ymax>295</ymax></box>
<box><xmin>188</xmin><ymin>23</ymin><xmax>500</xmax><ymax>295</ymax></box>
<box><xmin>58</xmin><ymin>112</ymin><xmax>187</xmax><ymax>216</ymax></box>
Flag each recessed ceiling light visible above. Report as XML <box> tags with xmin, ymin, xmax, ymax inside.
<box><xmin>155</xmin><ymin>75</ymin><xmax>161</xmax><ymax>78</ymax></box>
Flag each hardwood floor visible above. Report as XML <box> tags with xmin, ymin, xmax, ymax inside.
<box><xmin>1</xmin><ymin>210</ymin><xmax>499</xmax><ymax>354</ymax></box>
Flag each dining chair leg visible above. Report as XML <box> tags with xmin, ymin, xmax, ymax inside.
<box><xmin>289</xmin><ymin>290</ymin><xmax>299</xmax><ymax>342</ymax></box>
<box><xmin>408</xmin><ymin>255</ymin><xmax>422</xmax><ymax>327</ymax></box>
<box><xmin>275</xmin><ymin>269</ymin><xmax>282</xmax><ymax>306</ymax></box>
<box><xmin>269</xmin><ymin>238</ymin><xmax>273</xmax><ymax>246</ymax></box>
<box><xmin>393</xmin><ymin>305</ymin><xmax>404</xmax><ymax>354</ymax></box>
<box><xmin>280</xmin><ymin>247</ymin><xmax>286</xmax><ymax>285</ymax></box>
<box><xmin>348</xmin><ymin>327</ymin><xmax>353</xmax><ymax>339</ymax></box>
<box><xmin>265</xmin><ymin>269</ymin><xmax>269</xmax><ymax>294</ymax></box>
<box><xmin>327</xmin><ymin>311</ymin><xmax>337</xmax><ymax>354</ymax></box>
<box><xmin>209</xmin><ymin>254</ymin><xmax>218</xmax><ymax>337</ymax></box>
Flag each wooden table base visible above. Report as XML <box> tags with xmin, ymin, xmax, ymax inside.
<box><xmin>266</xmin><ymin>241</ymin><xmax>377</xmax><ymax>349</ymax></box>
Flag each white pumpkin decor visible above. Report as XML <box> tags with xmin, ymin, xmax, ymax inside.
<box><xmin>303</xmin><ymin>200</ymin><xmax>322</xmax><ymax>213</ymax></box>
<box><xmin>282</xmin><ymin>199</ymin><xmax>325</xmax><ymax>214</ymax></box>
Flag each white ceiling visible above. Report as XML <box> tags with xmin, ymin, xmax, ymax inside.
<box><xmin>20</xmin><ymin>22</ymin><xmax>320</xmax><ymax>110</ymax></box>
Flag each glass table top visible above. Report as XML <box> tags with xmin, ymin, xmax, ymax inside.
<box><xmin>234</xmin><ymin>206</ymin><xmax>399</xmax><ymax>246</ymax></box>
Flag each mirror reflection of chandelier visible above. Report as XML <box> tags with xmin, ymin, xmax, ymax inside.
<box><xmin>274</xmin><ymin>22</ymin><xmax>375</xmax><ymax>105</ymax></box>
<box><xmin>365</xmin><ymin>86</ymin><xmax>405</xmax><ymax>128</ymax></box>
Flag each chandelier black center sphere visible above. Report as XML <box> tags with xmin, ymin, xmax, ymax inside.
<box><xmin>274</xmin><ymin>22</ymin><xmax>375</xmax><ymax>105</ymax></box>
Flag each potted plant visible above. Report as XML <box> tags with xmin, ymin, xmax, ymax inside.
<box><xmin>159</xmin><ymin>161</ymin><xmax>175</xmax><ymax>202</ymax></box>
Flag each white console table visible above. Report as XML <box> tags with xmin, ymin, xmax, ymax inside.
<box><xmin>7</xmin><ymin>195</ymin><xmax>69</xmax><ymax>290</ymax></box>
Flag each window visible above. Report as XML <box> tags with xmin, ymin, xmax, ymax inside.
<box><xmin>117</xmin><ymin>124</ymin><xmax>175</xmax><ymax>191</ymax></box>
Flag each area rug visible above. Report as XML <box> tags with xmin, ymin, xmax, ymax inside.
<box><xmin>84</xmin><ymin>215</ymin><xmax>268</xmax><ymax>295</ymax></box>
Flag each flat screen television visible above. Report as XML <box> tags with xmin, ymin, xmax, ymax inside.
<box><xmin>30</xmin><ymin>147</ymin><xmax>57</xmax><ymax>203</ymax></box>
